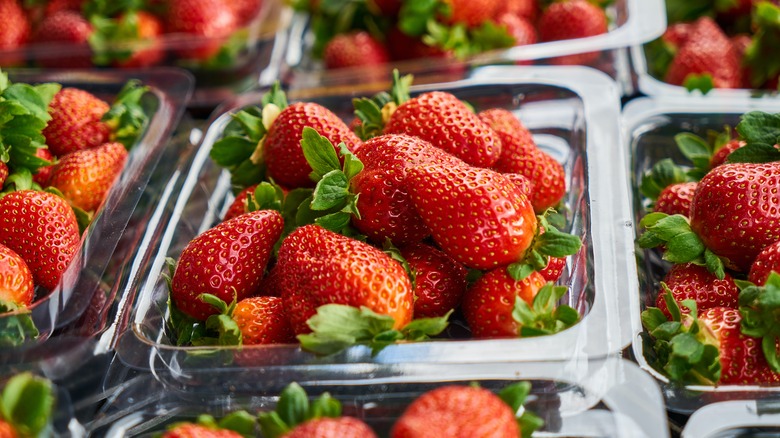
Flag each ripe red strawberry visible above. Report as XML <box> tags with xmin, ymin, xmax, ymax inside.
<box><xmin>710</xmin><ymin>139</ymin><xmax>745</xmax><ymax>168</ymax></box>
<box><xmin>0</xmin><ymin>162</ymin><xmax>7</xmax><ymax>188</ymax></box>
<box><xmin>479</xmin><ymin>108</ymin><xmax>565</xmax><ymax>212</ymax></box>
<box><xmin>494</xmin><ymin>0</ymin><xmax>538</xmax><ymax>21</ymax></box>
<box><xmin>43</xmin><ymin>0</ymin><xmax>84</xmax><ymax>17</ymax></box>
<box><xmin>32</xmin><ymin>148</ymin><xmax>54</xmax><ymax>186</ymax></box>
<box><xmin>384</xmin><ymin>91</ymin><xmax>501</xmax><ymax>168</ymax></box>
<box><xmin>162</xmin><ymin>423</ymin><xmax>243</xmax><ymax>438</ymax></box>
<box><xmin>0</xmin><ymin>0</ymin><xmax>30</xmax><ymax>66</ymax></box>
<box><xmin>391</xmin><ymin>385</ymin><xmax>519</xmax><ymax>438</ymax></box>
<box><xmin>47</xmin><ymin>142</ymin><xmax>128</xmax><ymax>212</ymax></box>
<box><xmin>665</xmin><ymin>17</ymin><xmax>742</xmax><ymax>89</ymax></box>
<box><xmin>689</xmin><ymin>162</ymin><xmax>780</xmax><ymax>272</ymax></box>
<box><xmin>662</xmin><ymin>22</ymin><xmax>693</xmax><ymax>47</ymax></box>
<box><xmin>43</xmin><ymin>88</ymin><xmax>111</xmax><ymax>157</ymax></box>
<box><xmin>276</xmin><ymin>224</ymin><xmax>413</xmax><ymax>334</ymax></box>
<box><xmin>0</xmin><ymin>190</ymin><xmax>80</xmax><ymax>291</ymax></box>
<box><xmin>32</xmin><ymin>11</ymin><xmax>94</xmax><ymax>68</ymax></box>
<box><xmin>0</xmin><ymin>243</ymin><xmax>34</xmax><ymax>308</ymax></box>
<box><xmin>285</xmin><ymin>417</ymin><xmax>377</xmax><ymax>438</ymax></box>
<box><xmin>495</xmin><ymin>12</ymin><xmax>537</xmax><ymax>47</ymax></box>
<box><xmin>223</xmin><ymin>184</ymin><xmax>258</xmax><ymax>222</ymax></box>
<box><xmin>441</xmin><ymin>0</ymin><xmax>499</xmax><ymax>27</ymax></box>
<box><xmin>538</xmin><ymin>0</ymin><xmax>607</xmax><ymax>65</ymax></box>
<box><xmin>406</xmin><ymin>162</ymin><xmax>537</xmax><ymax>270</ymax></box>
<box><xmin>0</xmin><ymin>421</ymin><xmax>16</xmax><ymax>438</ymax></box>
<box><xmin>655</xmin><ymin>263</ymin><xmax>740</xmax><ymax>319</ymax></box>
<box><xmin>502</xmin><ymin>172</ymin><xmax>534</xmax><ymax>197</ymax></box>
<box><xmin>263</xmin><ymin>102</ymin><xmax>361</xmax><ymax>189</ymax></box>
<box><xmin>230</xmin><ymin>0</ymin><xmax>264</xmax><ymax>25</ymax></box>
<box><xmin>386</xmin><ymin>27</ymin><xmax>452</xmax><ymax>61</ymax></box>
<box><xmin>323</xmin><ymin>31</ymin><xmax>390</xmax><ymax>69</ymax></box>
<box><xmin>749</xmin><ymin>240</ymin><xmax>780</xmax><ymax>286</ymax></box>
<box><xmin>111</xmin><ymin>11</ymin><xmax>165</xmax><ymax>68</ymax></box>
<box><xmin>653</xmin><ymin>182</ymin><xmax>697</xmax><ymax>216</ymax></box>
<box><xmin>166</xmin><ymin>0</ymin><xmax>238</xmax><ymax>60</ymax></box>
<box><xmin>462</xmin><ymin>268</ymin><xmax>546</xmax><ymax>338</ymax></box>
<box><xmin>400</xmin><ymin>242</ymin><xmax>468</xmax><ymax>318</ymax></box>
<box><xmin>233</xmin><ymin>296</ymin><xmax>296</xmax><ymax>345</ymax></box>
<box><xmin>539</xmin><ymin>255</ymin><xmax>566</xmax><ymax>283</ymax></box>
<box><xmin>171</xmin><ymin>210</ymin><xmax>284</xmax><ymax>321</ymax></box>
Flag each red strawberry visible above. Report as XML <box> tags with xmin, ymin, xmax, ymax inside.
<box><xmin>538</xmin><ymin>0</ymin><xmax>607</xmax><ymax>65</ymax></box>
<box><xmin>494</xmin><ymin>0</ymin><xmax>538</xmax><ymax>21</ymax></box>
<box><xmin>233</xmin><ymin>296</ymin><xmax>295</xmax><ymax>345</ymax></box>
<box><xmin>43</xmin><ymin>0</ymin><xmax>84</xmax><ymax>17</ymax></box>
<box><xmin>400</xmin><ymin>242</ymin><xmax>468</xmax><ymax>318</ymax></box>
<box><xmin>479</xmin><ymin>108</ymin><xmax>565</xmax><ymax>212</ymax></box>
<box><xmin>661</xmin><ymin>22</ymin><xmax>693</xmax><ymax>47</ymax></box>
<box><xmin>749</xmin><ymin>240</ymin><xmax>780</xmax><ymax>286</ymax></box>
<box><xmin>689</xmin><ymin>162</ymin><xmax>780</xmax><ymax>272</ymax></box>
<box><xmin>263</xmin><ymin>102</ymin><xmax>361</xmax><ymax>189</ymax></box>
<box><xmin>665</xmin><ymin>17</ymin><xmax>742</xmax><ymax>89</ymax></box>
<box><xmin>406</xmin><ymin>162</ymin><xmax>537</xmax><ymax>270</ymax></box>
<box><xmin>0</xmin><ymin>421</ymin><xmax>16</xmax><ymax>438</ymax></box>
<box><xmin>32</xmin><ymin>148</ymin><xmax>54</xmax><ymax>186</ymax></box>
<box><xmin>162</xmin><ymin>423</ymin><xmax>243</xmax><ymax>438</ymax></box>
<box><xmin>0</xmin><ymin>0</ymin><xmax>30</xmax><ymax>66</ymax></box>
<box><xmin>539</xmin><ymin>255</ymin><xmax>566</xmax><ymax>283</ymax></box>
<box><xmin>384</xmin><ymin>91</ymin><xmax>502</xmax><ymax>168</ymax></box>
<box><xmin>655</xmin><ymin>263</ymin><xmax>740</xmax><ymax>319</ymax></box>
<box><xmin>370</xmin><ymin>0</ymin><xmax>401</xmax><ymax>16</ymax></box>
<box><xmin>323</xmin><ymin>31</ymin><xmax>390</xmax><ymax>69</ymax></box>
<box><xmin>496</xmin><ymin>12</ymin><xmax>537</xmax><ymax>47</ymax></box>
<box><xmin>392</xmin><ymin>385</ymin><xmax>519</xmax><ymax>438</ymax></box>
<box><xmin>171</xmin><ymin>210</ymin><xmax>284</xmax><ymax>320</ymax></box>
<box><xmin>47</xmin><ymin>142</ymin><xmax>128</xmax><ymax>212</ymax></box>
<box><xmin>0</xmin><ymin>162</ymin><xmax>7</xmax><ymax>188</ymax></box>
<box><xmin>710</xmin><ymin>139</ymin><xmax>745</xmax><ymax>168</ymax></box>
<box><xmin>386</xmin><ymin>26</ymin><xmax>452</xmax><ymax>61</ymax></box>
<box><xmin>502</xmin><ymin>172</ymin><xmax>534</xmax><ymax>197</ymax></box>
<box><xmin>441</xmin><ymin>0</ymin><xmax>499</xmax><ymax>28</ymax></box>
<box><xmin>32</xmin><ymin>11</ymin><xmax>94</xmax><ymax>68</ymax></box>
<box><xmin>0</xmin><ymin>243</ymin><xmax>34</xmax><ymax>308</ymax></box>
<box><xmin>0</xmin><ymin>190</ymin><xmax>80</xmax><ymax>291</ymax></box>
<box><xmin>166</xmin><ymin>0</ymin><xmax>238</xmax><ymax>60</ymax></box>
<box><xmin>110</xmin><ymin>11</ymin><xmax>165</xmax><ymax>68</ymax></box>
<box><xmin>285</xmin><ymin>417</ymin><xmax>377</xmax><ymax>438</ymax></box>
<box><xmin>276</xmin><ymin>224</ymin><xmax>413</xmax><ymax>334</ymax></box>
<box><xmin>230</xmin><ymin>0</ymin><xmax>264</xmax><ymax>25</ymax></box>
<box><xmin>223</xmin><ymin>184</ymin><xmax>258</xmax><ymax>222</ymax></box>
<box><xmin>43</xmin><ymin>88</ymin><xmax>111</xmax><ymax>157</ymax></box>
<box><xmin>462</xmin><ymin>268</ymin><xmax>546</xmax><ymax>338</ymax></box>
<box><xmin>653</xmin><ymin>182</ymin><xmax>697</xmax><ymax>216</ymax></box>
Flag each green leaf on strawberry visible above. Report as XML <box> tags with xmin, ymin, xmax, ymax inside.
<box><xmin>744</xmin><ymin>3</ymin><xmax>780</xmax><ymax>88</ymax></box>
<box><xmin>639</xmin><ymin>158</ymin><xmax>691</xmax><ymax>201</ymax></box>
<box><xmin>731</xmin><ymin>111</ymin><xmax>780</xmax><ymax>163</ymax></box>
<box><xmin>512</xmin><ymin>283</ymin><xmax>579</xmax><ymax>337</ymax></box>
<box><xmin>353</xmin><ymin>70</ymin><xmax>412</xmax><ymax>140</ymax></box>
<box><xmin>0</xmin><ymin>302</ymin><xmax>38</xmax><ymax>347</ymax></box>
<box><xmin>398</xmin><ymin>0</ymin><xmax>443</xmax><ymax>36</ymax></box>
<box><xmin>497</xmin><ymin>382</ymin><xmax>544</xmax><ymax>438</ymax></box>
<box><xmin>644</xmin><ymin>38</ymin><xmax>676</xmax><ymax>80</ymax></box>
<box><xmin>664</xmin><ymin>0</ymin><xmax>716</xmax><ymax>23</ymax></box>
<box><xmin>103</xmin><ymin>79</ymin><xmax>151</xmax><ymax>148</ymax></box>
<box><xmin>738</xmin><ymin>272</ymin><xmax>780</xmax><ymax>373</ymax></box>
<box><xmin>507</xmin><ymin>210</ymin><xmax>582</xmax><ymax>281</ymax></box>
<box><xmin>683</xmin><ymin>73</ymin><xmax>715</xmax><ymax>95</ymax></box>
<box><xmin>258</xmin><ymin>382</ymin><xmax>342</xmax><ymax>438</ymax></box>
<box><xmin>1</xmin><ymin>372</ymin><xmax>55</xmax><ymax>438</ymax></box>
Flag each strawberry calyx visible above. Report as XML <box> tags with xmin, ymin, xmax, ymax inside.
<box><xmin>731</xmin><ymin>110</ymin><xmax>780</xmax><ymax>163</ymax></box>
<box><xmin>0</xmin><ymin>301</ymin><xmax>38</xmax><ymax>347</ymax></box>
<box><xmin>507</xmin><ymin>210</ymin><xmax>582</xmax><ymax>281</ymax></box>
<box><xmin>639</xmin><ymin>158</ymin><xmax>692</xmax><ymax>202</ymax></box>
<box><xmin>102</xmin><ymin>79</ymin><xmax>151</xmax><ymax>149</ymax></box>
<box><xmin>298</xmin><ymin>304</ymin><xmax>452</xmax><ymax>356</ymax></box>
<box><xmin>512</xmin><ymin>282</ymin><xmax>579</xmax><ymax>337</ymax></box>
<box><xmin>353</xmin><ymin>69</ymin><xmax>412</xmax><ymax>140</ymax></box>
<box><xmin>744</xmin><ymin>2</ymin><xmax>780</xmax><ymax>88</ymax></box>
<box><xmin>44</xmin><ymin>186</ymin><xmax>92</xmax><ymax>234</ymax></box>
<box><xmin>382</xmin><ymin>239</ymin><xmax>416</xmax><ymax>289</ymax></box>
<box><xmin>166</xmin><ymin>411</ymin><xmax>257</xmax><ymax>436</ymax></box>
<box><xmin>738</xmin><ymin>272</ymin><xmax>780</xmax><ymax>373</ymax></box>
<box><xmin>82</xmin><ymin>0</ymin><xmax>147</xmax><ymax>19</ymax></box>
<box><xmin>0</xmin><ymin>373</ymin><xmax>55</xmax><ymax>438</ymax></box>
<box><xmin>258</xmin><ymin>382</ymin><xmax>342</xmax><ymax>438</ymax></box>
<box><xmin>496</xmin><ymin>382</ymin><xmax>544</xmax><ymax>438</ymax></box>
<box><xmin>643</xmin><ymin>38</ymin><xmax>677</xmax><ymax>80</ymax></box>
<box><xmin>88</xmin><ymin>12</ymin><xmax>150</xmax><ymax>67</ymax></box>
<box><xmin>683</xmin><ymin>73</ymin><xmax>716</xmax><ymax>95</ymax></box>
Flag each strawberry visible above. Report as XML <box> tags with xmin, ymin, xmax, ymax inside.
<box><xmin>494</xmin><ymin>0</ymin><xmax>538</xmax><ymax>21</ymax></box>
<box><xmin>0</xmin><ymin>373</ymin><xmax>55</xmax><ymax>438</ymax></box>
<box><xmin>653</xmin><ymin>182</ymin><xmax>697</xmax><ymax>216</ymax></box>
<box><xmin>537</xmin><ymin>0</ymin><xmax>607</xmax><ymax>65</ymax></box>
<box><xmin>285</xmin><ymin>417</ymin><xmax>377</xmax><ymax>438</ymax></box>
<box><xmin>661</xmin><ymin>22</ymin><xmax>693</xmax><ymax>48</ymax></box>
<box><xmin>539</xmin><ymin>255</ymin><xmax>566</xmax><ymax>283</ymax></box>
<box><xmin>323</xmin><ymin>31</ymin><xmax>390</xmax><ymax>69</ymax></box>
<box><xmin>42</xmin><ymin>87</ymin><xmax>111</xmax><ymax>157</ymax></box>
<box><xmin>384</xmin><ymin>91</ymin><xmax>501</xmax><ymax>168</ymax></box>
<box><xmin>502</xmin><ymin>172</ymin><xmax>534</xmax><ymax>197</ymax></box>
<box><xmin>495</xmin><ymin>12</ymin><xmax>537</xmax><ymax>47</ymax></box>
<box><xmin>32</xmin><ymin>11</ymin><xmax>94</xmax><ymax>68</ymax></box>
<box><xmin>654</xmin><ymin>263</ymin><xmax>739</xmax><ymax>319</ymax></box>
<box><xmin>162</xmin><ymin>423</ymin><xmax>243</xmax><ymax>438</ymax></box>
<box><xmin>276</xmin><ymin>224</ymin><xmax>413</xmax><ymax>334</ymax></box>
<box><xmin>223</xmin><ymin>184</ymin><xmax>258</xmax><ymax>222</ymax></box>
<box><xmin>0</xmin><ymin>0</ymin><xmax>30</xmax><ymax>66</ymax></box>
<box><xmin>91</xmin><ymin>11</ymin><xmax>166</xmax><ymax>69</ymax></box>
<box><xmin>709</xmin><ymin>139</ymin><xmax>745</xmax><ymax>168</ymax></box>
<box><xmin>230</xmin><ymin>0</ymin><xmax>264</xmax><ymax>25</ymax></box>
<box><xmin>0</xmin><ymin>190</ymin><xmax>80</xmax><ymax>291</ymax></box>
<box><xmin>47</xmin><ymin>142</ymin><xmax>128</xmax><ymax>213</ymax></box>
<box><xmin>263</xmin><ymin>102</ymin><xmax>361</xmax><ymax>189</ymax></box>
<box><xmin>440</xmin><ymin>0</ymin><xmax>499</xmax><ymax>28</ymax></box>
<box><xmin>43</xmin><ymin>0</ymin><xmax>85</xmax><ymax>17</ymax></box>
<box><xmin>391</xmin><ymin>385</ymin><xmax>518</xmax><ymax>438</ymax></box>
<box><xmin>171</xmin><ymin>210</ymin><xmax>284</xmax><ymax>321</ymax></box>
<box><xmin>0</xmin><ymin>243</ymin><xmax>34</xmax><ymax>308</ymax></box>
<box><xmin>232</xmin><ymin>296</ymin><xmax>295</xmax><ymax>345</ymax></box>
<box><xmin>386</xmin><ymin>26</ymin><xmax>452</xmax><ymax>61</ymax></box>
<box><xmin>479</xmin><ymin>108</ymin><xmax>565</xmax><ymax>212</ymax></box>
<box><xmin>749</xmin><ymin>240</ymin><xmax>780</xmax><ymax>286</ymax></box>
<box><xmin>400</xmin><ymin>242</ymin><xmax>468</xmax><ymax>318</ymax></box>
<box><xmin>0</xmin><ymin>162</ymin><xmax>7</xmax><ymax>188</ymax></box>
<box><xmin>165</xmin><ymin>0</ymin><xmax>238</xmax><ymax>60</ymax></box>
<box><xmin>31</xmin><ymin>148</ymin><xmax>54</xmax><ymax>187</ymax></box>
<box><xmin>0</xmin><ymin>421</ymin><xmax>16</xmax><ymax>438</ymax></box>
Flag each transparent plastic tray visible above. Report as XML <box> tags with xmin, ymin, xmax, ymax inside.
<box><xmin>683</xmin><ymin>400</ymin><xmax>780</xmax><ymax>438</ymax></box>
<box><xmin>624</xmin><ymin>96</ymin><xmax>780</xmax><ymax>414</ymax></box>
<box><xmin>86</xmin><ymin>358</ymin><xmax>668</xmax><ymax>437</ymax></box>
<box><xmin>111</xmin><ymin>66</ymin><xmax>636</xmax><ymax>387</ymax></box>
<box><xmin>0</xmin><ymin>68</ymin><xmax>192</xmax><ymax>367</ymax></box>
<box><xmin>283</xmin><ymin>0</ymin><xmax>665</xmax><ymax>91</ymax></box>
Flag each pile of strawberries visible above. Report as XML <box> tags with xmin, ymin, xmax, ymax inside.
<box><xmin>295</xmin><ymin>0</ymin><xmax>610</xmax><ymax>70</ymax></box>
<box><xmin>646</xmin><ymin>0</ymin><xmax>780</xmax><ymax>92</ymax></box>
<box><xmin>164</xmin><ymin>72</ymin><xmax>582</xmax><ymax>355</ymax></box>
<box><xmin>0</xmin><ymin>0</ymin><xmax>263</xmax><ymax>69</ymax></box>
<box><xmin>0</xmin><ymin>71</ymin><xmax>147</xmax><ymax>334</ymax></box>
<box><xmin>159</xmin><ymin>381</ymin><xmax>542</xmax><ymax>438</ymax></box>
<box><xmin>638</xmin><ymin>111</ymin><xmax>780</xmax><ymax>385</ymax></box>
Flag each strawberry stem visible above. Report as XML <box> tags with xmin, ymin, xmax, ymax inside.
<box><xmin>1</xmin><ymin>373</ymin><xmax>55</xmax><ymax>438</ymax></box>
<box><xmin>738</xmin><ymin>272</ymin><xmax>780</xmax><ymax>372</ymax></box>
<box><xmin>258</xmin><ymin>383</ymin><xmax>342</xmax><ymax>438</ymax></box>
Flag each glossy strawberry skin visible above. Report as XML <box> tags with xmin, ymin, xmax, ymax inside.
<box><xmin>32</xmin><ymin>11</ymin><xmax>93</xmax><ymax>68</ymax></box>
<box><xmin>233</xmin><ymin>296</ymin><xmax>295</xmax><ymax>345</ymax></box>
<box><xmin>401</xmin><ymin>242</ymin><xmax>468</xmax><ymax>318</ymax></box>
<box><xmin>286</xmin><ymin>417</ymin><xmax>378</xmax><ymax>438</ymax></box>
<box><xmin>654</xmin><ymin>182</ymin><xmax>697</xmax><ymax>217</ymax></box>
<box><xmin>710</xmin><ymin>139</ymin><xmax>745</xmax><ymax>168</ymax></box>
<box><xmin>689</xmin><ymin>163</ymin><xmax>780</xmax><ymax>272</ymax></box>
<box><xmin>0</xmin><ymin>243</ymin><xmax>34</xmax><ymax>307</ymax></box>
<box><xmin>384</xmin><ymin>92</ymin><xmax>501</xmax><ymax>168</ymax></box>
<box><xmin>277</xmin><ymin>225</ymin><xmax>413</xmax><ymax>335</ymax></box>
<box><xmin>502</xmin><ymin>172</ymin><xmax>534</xmax><ymax>197</ymax></box>
<box><xmin>166</xmin><ymin>0</ymin><xmax>237</xmax><ymax>60</ymax></box>
<box><xmin>392</xmin><ymin>385</ymin><xmax>519</xmax><ymax>438</ymax></box>
<box><xmin>538</xmin><ymin>0</ymin><xmax>607</xmax><ymax>65</ymax></box>
<box><xmin>0</xmin><ymin>190</ymin><xmax>80</xmax><ymax>291</ymax></box>
<box><xmin>43</xmin><ymin>88</ymin><xmax>111</xmax><ymax>157</ymax></box>
<box><xmin>171</xmin><ymin>210</ymin><xmax>284</xmax><ymax>321</ymax></box>
<box><xmin>47</xmin><ymin>142</ymin><xmax>128</xmax><ymax>212</ymax></box>
<box><xmin>655</xmin><ymin>263</ymin><xmax>739</xmax><ymax>319</ymax></box>
<box><xmin>749</xmin><ymin>240</ymin><xmax>780</xmax><ymax>286</ymax></box>
<box><xmin>406</xmin><ymin>162</ymin><xmax>537</xmax><ymax>270</ymax></box>
<box><xmin>323</xmin><ymin>31</ymin><xmax>390</xmax><ymax>69</ymax></box>
<box><xmin>223</xmin><ymin>184</ymin><xmax>258</xmax><ymax>222</ymax></box>
<box><xmin>496</xmin><ymin>12</ymin><xmax>537</xmax><ymax>47</ymax></box>
<box><xmin>442</xmin><ymin>0</ymin><xmax>498</xmax><ymax>28</ymax></box>
<box><xmin>162</xmin><ymin>423</ymin><xmax>243</xmax><ymax>438</ymax></box>
<box><xmin>494</xmin><ymin>0</ymin><xmax>538</xmax><ymax>21</ymax></box>
<box><xmin>540</xmin><ymin>255</ymin><xmax>566</xmax><ymax>283</ymax></box>
<box><xmin>32</xmin><ymin>148</ymin><xmax>54</xmax><ymax>186</ymax></box>
<box><xmin>0</xmin><ymin>162</ymin><xmax>7</xmax><ymax>187</ymax></box>
<box><xmin>263</xmin><ymin>102</ymin><xmax>362</xmax><ymax>189</ymax></box>
<box><xmin>0</xmin><ymin>0</ymin><xmax>30</xmax><ymax>66</ymax></box>
<box><xmin>461</xmin><ymin>268</ymin><xmax>545</xmax><ymax>338</ymax></box>
<box><xmin>665</xmin><ymin>17</ymin><xmax>741</xmax><ymax>89</ymax></box>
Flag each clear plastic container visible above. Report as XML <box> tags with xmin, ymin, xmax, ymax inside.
<box><xmin>0</xmin><ymin>68</ymin><xmax>193</xmax><ymax>368</ymax></box>
<box><xmin>683</xmin><ymin>400</ymin><xmax>780</xmax><ymax>438</ymax></box>
<box><xmin>623</xmin><ymin>96</ymin><xmax>780</xmax><ymax>414</ymax></box>
<box><xmin>85</xmin><ymin>358</ymin><xmax>669</xmax><ymax>437</ymax></box>
<box><xmin>111</xmin><ymin>66</ymin><xmax>637</xmax><ymax>388</ymax></box>
<box><xmin>283</xmin><ymin>0</ymin><xmax>665</xmax><ymax>92</ymax></box>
